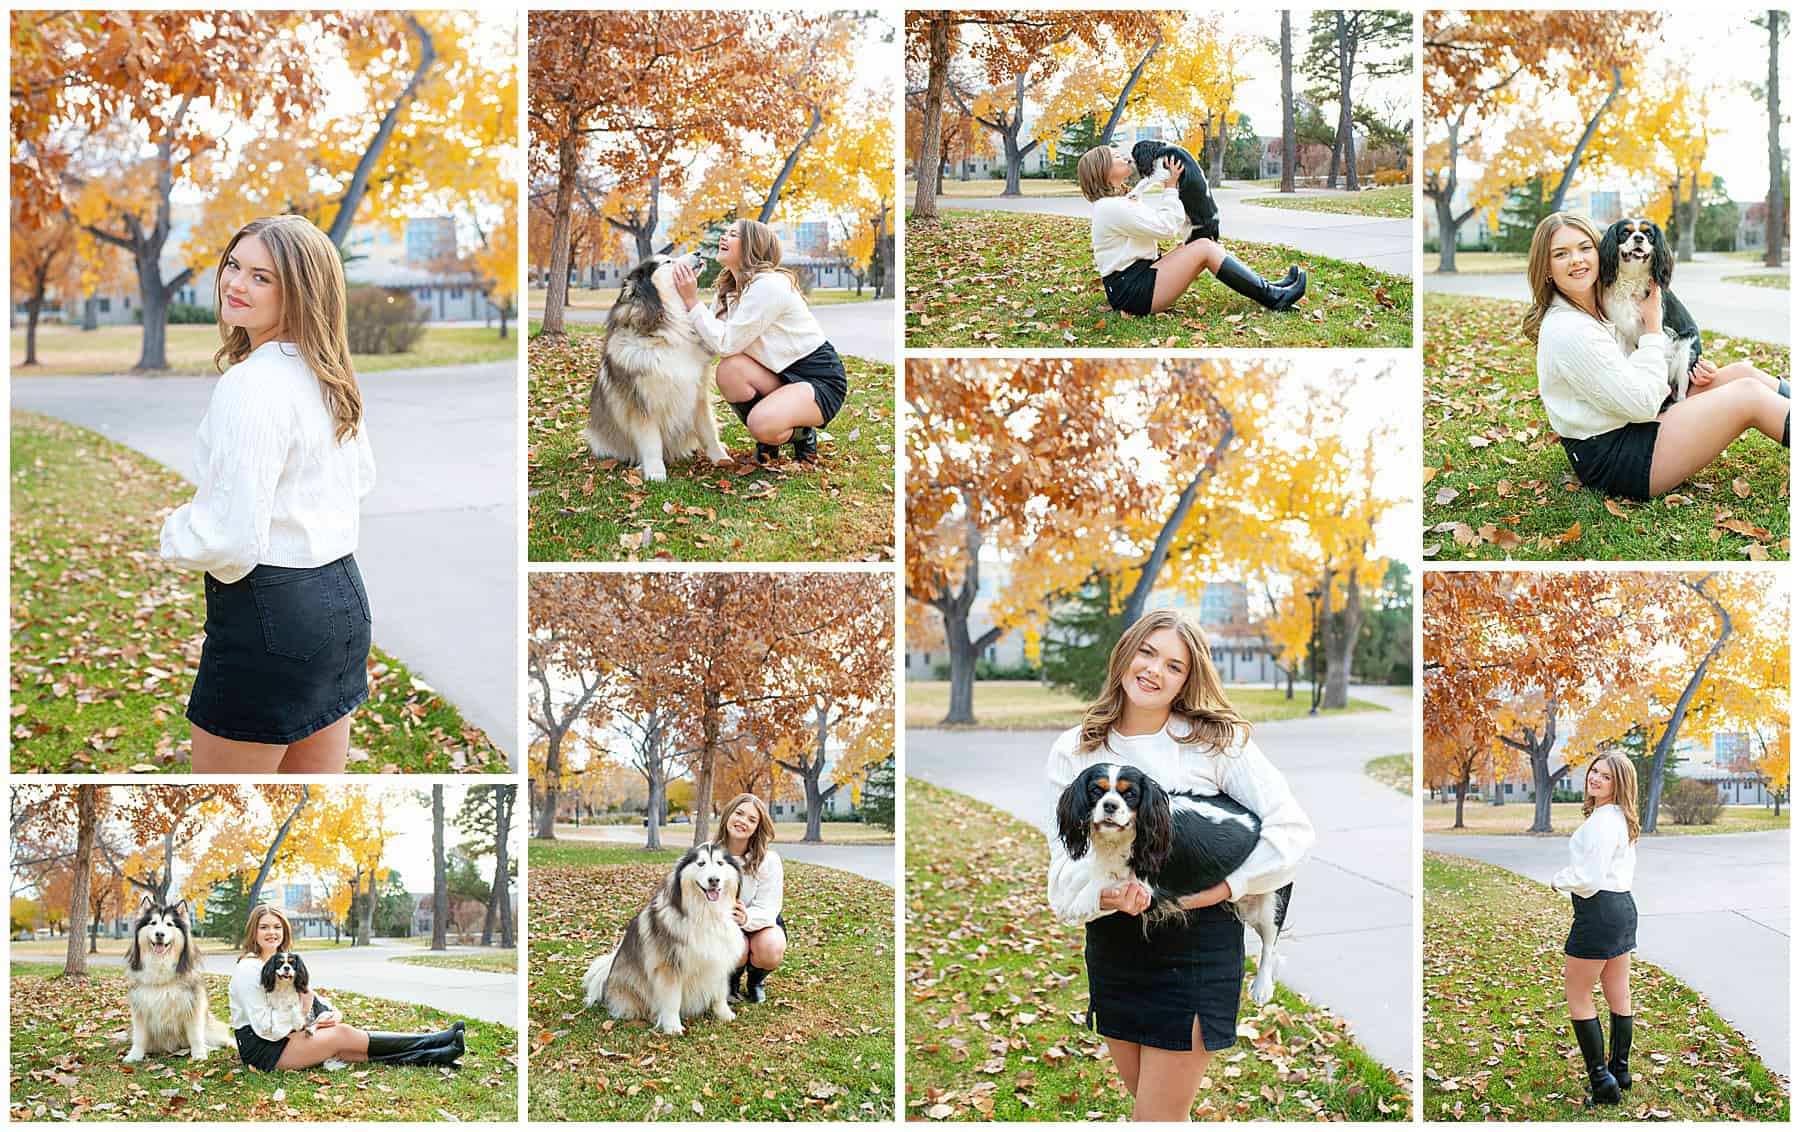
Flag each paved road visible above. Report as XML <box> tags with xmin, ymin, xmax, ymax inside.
<box><xmin>553</xmin><ymin>824</ymin><xmax>895</xmax><ymax>887</ymax></box>
<box><xmin>1426</xmin><ymin>254</ymin><xmax>1790</xmax><ymax>345</ymax></box>
<box><xmin>928</xmin><ymin>185</ymin><xmax>1413</xmax><ymax>276</ymax></box>
<box><xmin>12</xmin><ymin>363</ymin><xmax>519</xmax><ymax>764</ymax></box>
<box><xmin>79</xmin><ymin>940</ymin><xmax>519</xmax><ymax>1027</ymax></box>
<box><xmin>906</xmin><ymin>684</ymin><xmax>1414</xmax><ymax>1073</ymax></box>
<box><xmin>1425</xmin><ymin>830</ymin><xmax>1789</xmax><ymax>1077</ymax></box>
<box><xmin>527</xmin><ymin>300</ymin><xmax>896</xmax><ymax>365</ymax></box>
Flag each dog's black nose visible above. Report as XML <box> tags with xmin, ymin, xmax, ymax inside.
<box><xmin>1101</xmin><ymin>799</ymin><xmax>1118</xmax><ymax>813</ymax></box>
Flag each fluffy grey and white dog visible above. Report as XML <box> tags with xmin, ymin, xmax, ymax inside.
<box><xmin>123</xmin><ymin>897</ymin><xmax>234</xmax><ymax>1062</ymax></box>
<box><xmin>583</xmin><ymin>252</ymin><xmax>728</xmax><ymax>481</ymax></box>
<box><xmin>581</xmin><ymin>842</ymin><xmax>743</xmax><ymax>1035</ymax></box>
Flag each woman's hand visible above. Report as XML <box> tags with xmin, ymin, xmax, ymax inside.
<box><xmin>1177</xmin><ymin>882</ymin><xmax>1232</xmax><ymax>911</ymax></box>
<box><xmin>313</xmin><ymin>1010</ymin><xmax>340</xmax><ymax>1030</ymax></box>
<box><xmin>1636</xmin><ymin>285</ymin><xmax>1664</xmax><ymax>337</ymax></box>
<box><xmin>1099</xmin><ymin>878</ymin><xmax>1152</xmax><ymax>915</ymax></box>
<box><xmin>732</xmin><ymin>899</ymin><xmax>748</xmax><ymax>927</ymax></box>
<box><xmin>672</xmin><ymin>260</ymin><xmax>700</xmax><ymax>309</ymax></box>
<box><xmin>1689</xmin><ymin>357</ymin><xmax>1719</xmax><ymax>388</ymax></box>
<box><xmin>1160</xmin><ymin>155</ymin><xmax>1182</xmax><ymax>185</ymax></box>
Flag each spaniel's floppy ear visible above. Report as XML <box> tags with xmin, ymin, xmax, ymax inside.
<box><xmin>1596</xmin><ymin>222</ymin><xmax>1621</xmax><ymax>290</ymax></box>
<box><xmin>260</xmin><ymin>953</ymin><xmax>281</xmax><ymax>993</ymax></box>
<box><xmin>290</xmin><ymin>954</ymin><xmax>310</xmax><ymax>995</ymax></box>
<box><xmin>1055</xmin><ymin>776</ymin><xmax>1093</xmax><ymax>860</ymax></box>
<box><xmin>1128</xmin><ymin>775</ymin><xmax>1173</xmax><ymax>878</ymax></box>
<box><xmin>1650</xmin><ymin>224</ymin><xmax>1674</xmax><ymax>289</ymax></box>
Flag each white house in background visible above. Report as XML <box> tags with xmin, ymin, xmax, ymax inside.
<box><xmin>548</xmin><ymin>215</ymin><xmax>859</xmax><ymax>293</ymax></box>
<box><xmin>768</xmin><ymin>729</ymin><xmax>862</xmax><ymax>822</ymax></box>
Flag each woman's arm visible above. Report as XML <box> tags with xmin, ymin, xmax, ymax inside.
<box><xmin>1214</xmin><ymin>738</ymin><xmax>1316</xmax><ymax>900</ymax></box>
<box><xmin>742</xmin><ymin>853</ymin><xmax>784</xmax><ymax>932</ymax></box>
<box><xmin>686</xmin><ymin>275</ymin><xmax>788</xmax><ymax>359</ymax></box>
<box><xmin>1550</xmin><ymin>812</ymin><xmax>1620</xmax><ymax>897</ymax></box>
<box><xmin>1048</xmin><ymin>832</ymin><xmax>1142</xmax><ymax>924</ymax></box>
<box><xmin>159</xmin><ymin>371</ymin><xmax>292</xmax><ymax>583</ymax></box>
<box><xmin>229</xmin><ymin>959</ymin><xmax>294</xmax><ymax>1041</ymax></box>
<box><xmin>1551</xmin><ymin>313</ymin><xmax>1673</xmax><ymax>425</ymax></box>
<box><xmin>1096</xmin><ymin>192</ymin><xmax>1190</xmax><ymax>244</ymax></box>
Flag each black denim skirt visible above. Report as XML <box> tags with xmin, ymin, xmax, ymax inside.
<box><xmin>1565</xmin><ymin>889</ymin><xmax>1637</xmax><ymax>960</ymax></box>
<box><xmin>187</xmin><ymin>555</ymin><xmax>372</xmax><ymax>744</ymax></box>
<box><xmin>1084</xmin><ymin>901</ymin><xmax>1245</xmax><ymax>1052</ymax></box>
<box><xmin>779</xmin><ymin>340</ymin><xmax>849</xmax><ymax>427</ymax></box>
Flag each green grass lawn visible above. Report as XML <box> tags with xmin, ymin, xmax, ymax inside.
<box><xmin>392</xmin><ymin>951</ymin><xmax>518</xmax><ymax>974</ymax></box>
<box><xmin>555</xmin><ymin>820</ymin><xmax>894</xmax><ymax>846</ymax></box>
<box><xmin>1722</xmin><ymin>274</ymin><xmax>1789</xmax><ymax>289</ymax></box>
<box><xmin>5</xmin><ymin>937</ymin><xmax>365</xmax><ymax>959</ymax></box>
<box><xmin>1365</xmin><ymin>754</ymin><xmax>1413</xmax><ymax>795</ymax></box>
<box><xmin>904</xmin><ymin>680</ymin><xmax>1383</xmax><ymax>730</ymax></box>
<box><xmin>525</xmin><ymin>324</ymin><xmax>894</xmax><ymax>563</ymax></box>
<box><xmin>1244</xmin><ymin>186</ymin><xmax>1413</xmax><ymax>219</ymax></box>
<box><xmin>905</xmin><ymin>178</ymin><xmax>1083</xmax><ymax>199</ymax></box>
<box><xmin>906</xmin><ymin>779</ymin><xmax>1410</xmax><ymax>1120</ymax></box>
<box><xmin>1424</xmin><ymin>800</ymin><xmax>1791</xmax><ymax>836</ymax></box>
<box><xmin>11</xmin><ymin>324</ymin><xmax>516</xmax><ymax>377</ymax></box>
<box><xmin>1428</xmin><ymin>252</ymin><xmax>1530</xmax><ymax>276</ymax></box>
<box><xmin>526</xmin><ymin>839</ymin><xmax>893</xmax><ymax>1120</ymax></box>
<box><xmin>1423</xmin><ymin>294</ymin><xmax>1789</xmax><ymax>561</ymax></box>
<box><xmin>9</xmin><ymin>411</ymin><xmax>509</xmax><ymax>773</ymax></box>
<box><xmin>903</xmin><ymin>210</ymin><xmax>1411</xmax><ymax>348</ymax></box>
<box><xmin>528</xmin><ymin>287</ymin><xmax>879</xmax><ymax>312</ymax></box>
<box><xmin>1422</xmin><ymin>853</ymin><xmax>1787</xmax><ymax>1121</ymax></box>
<box><xmin>7</xmin><ymin>962</ymin><xmax>516</xmax><ymax>1122</ymax></box>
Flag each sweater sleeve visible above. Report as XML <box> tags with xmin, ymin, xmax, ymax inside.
<box><xmin>1096</xmin><ymin>190</ymin><xmax>1190</xmax><ymax>244</ymax></box>
<box><xmin>1215</xmin><ymin>736</ymin><xmax>1315</xmax><ymax>900</ymax></box>
<box><xmin>159</xmin><ymin>367</ymin><xmax>292</xmax><ymax>583</ymax></box>
<box><xmin>688</xmin><ymin>275</ymin><xmax>791</xmax><ymax>358</ymax></box>
<box><xmin>1552</xmin><ymin>810</ymin><xmax>1621</xmax><ymax>897</ymax></box>
<box><xmin>742</xmin><ymin>852</ymin><xmax>784</xmax><ymax>932</ymax></box>
<box><xmin>1551</xmin><ymin>314</ymin><xmax>1673</xmax><ymax>425</ymax></box>
<box><xmin>230</xmin><ymin>959</ymin><xmax>290</xmax><ymax>1041</ymax></box>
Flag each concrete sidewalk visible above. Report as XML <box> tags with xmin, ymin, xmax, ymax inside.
<box><xmin>78</xmin><ymin>939</ymin><xmax>519</xmax><ymax>1027</ymax></box>
<box><xmin>527</xmin><ymin>300</ymin><xmax>896</xmax><ymax>365</ymax></box>
<box><xmin>1425</xmin><ymin>830</ymin><xmax>1789</xmax><ymax>1077</ymax></box>
<box><xmin>1426</xmin><ymin>254</ymin><xmax>1790</xmax><ymax>345</ymax></box>
<box><xmin>928</xmin><ymin>185</ymin><xmax>1414</xmax><ymax>276</ymax></box>
<box><xmin>906</xmin><ymin>684</ymin><xmax>1415</xmax><ymax>1073</ymax></box>
<box><xmin>12</xmin><ymin>362</ymin><xmax>519</xmax><ymax>764</ymax></box>
<box><xmin>553</xmin><ymin>824</ymin><xmax>897</xmax><ymax>887</ymax></box>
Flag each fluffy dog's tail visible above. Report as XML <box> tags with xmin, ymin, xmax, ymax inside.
<box><xmin>206</xmin><ymin>1016</ymin><xmax>234</xmax><ymax>1045</ymax></box>
<box><xmin>581</xmin><ymin>951</ymin><xmax>615</xmax><ymax>1008</ymax></box>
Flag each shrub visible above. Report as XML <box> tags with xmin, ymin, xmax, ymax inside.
<box><xmin>975</xmin><ymin>658</ymin><xmax>1040</xmax><ymax>681</ymax></box>
<box><xmin>1662</xmin><ymin>778</ymin><xmax>1723</xmax><ymax>825</ymax></box>
<box><xmin>167</xmin><ymin>302</ymin><xmax>217</xmax><ymax>324</ymax></box>
<box><xmin>345</xmin><ymin>286</ymin><xmax>425</xmax><ymax>354</ymax></box>
<box><xmin>1372</xmin><ymin>169</ymin><xmax>1410</xmax><ymax>187</ymax></box>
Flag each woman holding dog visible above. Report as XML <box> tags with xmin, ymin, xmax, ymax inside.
<box><xmin>1074</xmin><ymin>145</ymin><xmax>1307</xmax><ymax>318</ymax></box>
<box><xmin>228</xmin><ymin>904</ymin><xmax>465</xmax><ymax>1071</ymax></box>
<box><xmin>1045</xmin><ymin>610</ymin><xmax>1314</xmax><ymax>1121</ymax></box>
<box><xmin>159</xmin><ymin>215</ymin><xmax>376</xmax><ymax>774</ymax></box>
<box><xmin>713</xmin><ymin>792</ymin><xmax>787</xmax><ymax>1002</ymax></box>
<box><xmin>1551</xmin><ymin>753</ymin><xmax>1640</xmax><ymax>1108</ymax></box>
<box><xmin>1526</xmin><ymin>211</ymin><xmax>1790</xmax><ymax>501</ymax></box>
<box><xmin>670</xmin><ymin>218</ymin><xmax>849</xmax><ymax>466</ymax></box>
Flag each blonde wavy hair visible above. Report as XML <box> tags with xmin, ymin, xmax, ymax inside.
<box><xmin>214</xmin><ymin>215</ymin><xmax>363</xmax><ymax>443</ymax></box>
<box><xmin>1581</xmin><ymin>751</ymin><xmax>1641</xmax><ymax>843</ymax></box>
<box><xmin>712</xmin><ymin>218</ymin><xmax>802</xmax><ymax>314</ymax></box>
<box><xmin>1076</xmin><ymin>145</ymin><xmax>1127</xmax><ymax>202</ymax></box>
<box><xmin>1521</xmin><ymin>211</ymin><xmax>1605</xmax><ymax>344</ymax></box>
<box><xmin>1078</xmin><ymin>609</ymin><xmax>1251</xmax><ymax>756</ymax></box>
<box><xmin>238</xmin><ymin>903</ymin><xmax>294</xmax><ymax>960</ymax></box>
<box><xmin>712</xmin><ymin>792</ymin><xmax>774</xmax><ymax>875</ymax></box>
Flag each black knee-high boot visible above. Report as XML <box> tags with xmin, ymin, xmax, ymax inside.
<box><xmin>743</xmin><ymin>963</ymin><xmax>772</xmax><ymax>1003</ymax></box>
<box><xmin>727</xmin><ymin>964</ymin><xmax>747</xmax><ymax>1003</ymax></box>
<box><xmin>367</xmin><ymin>1021</ymin><xmax>465</xmax><ymax>1067</ymax></box>
<box><xmin>1783</xmin><ymin>411</ymin><xmax>1790</xmax><ymax>448</ymax></box>
<box><xmin>1215</xmin><ymin>255</ymin><xmax>1307</xmax><ymax>312</ymax></box>
<box><xmin>1608</xmin><ymin>1013</ymin><xmax>1634</xmax><ymax>1091</ymax></box>
<box><xmin>725</xmin><ymin>393</ymin><xmax>780</xmax><ymax>464</ymax></box>
<box><xmin>1572</xmin><ymin>1017</ymin><xmax>1621</xmax><ymax>1106</ymax></box>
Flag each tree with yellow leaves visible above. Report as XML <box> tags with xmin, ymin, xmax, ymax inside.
<box><xmin>1134</xmin><ymin>15</ymin><xmax>1252</xmax><ymax>185</ymax></box>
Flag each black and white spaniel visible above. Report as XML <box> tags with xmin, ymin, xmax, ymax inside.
<box><xmin>1130</xmin><ymin>139</ymin><xmax>1221</xmax><ymax>244</ymax></box>
<box><xmin>259</xmin><ymin>950</ymin><xmax>315</xmax><ymax>1037</ymax></box>
<box><xmin>1597</xmin><ymin>217</ymin><xmax>1703</xmax><ymax>405</ymax></box>
<box><xmin>1056</xmin><ymin>762</ymin><xmax>1293</xmax><ymax>1005</ymax></box>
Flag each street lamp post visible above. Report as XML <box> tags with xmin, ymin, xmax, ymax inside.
<box><xmin>1305</xmin><ymin>587</ymin><xmax>1322</xmax><ymax>717</ymax></box>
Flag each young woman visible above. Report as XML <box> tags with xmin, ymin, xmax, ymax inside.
<box><xmin>229</xmin><ymin>904</ymin><xmax>464</xmax><ymax>1071</ymax></box>
<box><xmin>670</xmin><ymin>218</ymin><xmax>848</xmax><ymax>465</ymax></box>
<box><xmin>1046</xmin><ymin>610</ymin><xmax>1314</xmax><ymax>1121</ymax></box>
<box><xmin>714</xmin><ymin>792</ymin><xmax>786</xmax><ymax>1002</ymax></box>
<box><xmin>159</xmin><ymin>215</ymin><xmax>377</xmax><ymax>774</ymax></box>
<box><xmin>1074</xmin><ymin>145</ymin><xmax>1306</xmax><ymax>318</ymax></box>
<box><xmin>1550</xmin><ymin>753</ymin><xmax>1640</xmax><ymax>1108</ymax></box>
<box><xmin>1526</xmin><ymin>211</ymin><xmax>1790</xmax><ymax>501</ymax></box>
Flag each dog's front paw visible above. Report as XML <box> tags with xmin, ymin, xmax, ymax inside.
<box><xmin>189</xmin><ymin>1048</ymin><xmax>208</xmax><ymax>1062</ymax></box>
<box><xmin>713</xmin><ymin>1002</ymin><xmax>737</xmax><ymax>1023</ymax></box>
<box><xmin>640</xmin><ymin>462</ymin><xmax>668</xmax><ymax>482</ymax></box>
<box><xmin>655</xmin><ymin>1016</ymin><xmax>685</xmax><ymax>1036</ymax></box>
<box><xmin>122</xmin><ymin>1049</ymin><xmax>146</xmax><ymax>1063</ymax></box>
<box><xmin>1250</xmin><ymin>967</ymin><xmax>1277</xmax><ymax>1006</ymax></box>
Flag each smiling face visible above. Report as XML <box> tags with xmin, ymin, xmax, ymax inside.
<box><xmin>725</xmin><ymin>799</ymin><xmax>761</xmax><ymax>842</ymax></box>
<box><xmin>1586</xmin><ymin>759</ymin><xmax>1616</xmax><ymax>805</ymax></box>
<box><xmin>218</xmin><ymin>234</ymin><xmax>285</xmax><ymax>346</ymax></box>
<box><xmin>1547</xmin><ymin>222</ymin><xmax>1599</xmax><ymax>300</ymax></box>
<box><xmin>254</xmin><ymin>910</ymin><xmax>288</xmax><ymax>958</ymax></box>
<box><xmin>717</xmin><ymin>221</ymin><xmax>743</xmax><ymax>272</ymax></box>
<box><xmin>1121</xmin><ymin>626</ymin><xmax>1190</xmax><ymax>716</ymax></box>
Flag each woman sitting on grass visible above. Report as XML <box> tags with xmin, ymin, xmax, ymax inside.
<box><xmin>713</xmin><ymin>792</ymin><xmax>786</xmax><ymax>1003</ymax></box>
<box><xmin>1075</xmin><ymin>145</ymin><xmax>1306</xmax><ymax>318</ymax></box>
<box><xmin>1527</xmin><ymin>211</ymin><xmax>1789</xmax><ymax>501</ymax></box>
<box><xmin>229</xmin><ymin>904</ymin><xmax>464</xmax><ymax>1071</ymax></box>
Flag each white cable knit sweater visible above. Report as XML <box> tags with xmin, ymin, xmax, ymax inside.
<box><xmin>1536</xmin><ymin>294</ymin><xmax>1672</xmax><ymax>440</ymax></box>
<box><xmin>688</xmin><ymin>274</ymin><xmax>827</xmax><ymax>374</ymax></box>
<box><xmin>159</xmin><ymin>341</ymin><xmax>375</xmax><ymax>584</ymax></box>
<box><xmin>1090</xmin><ymin>173</ymin><xmax>1190</xmax><ymax>277</ymax></box>
<box><xmin>1551</xmin><ymin>804</ymin><xmax>1635</xmax><ymax>897</ymax></box>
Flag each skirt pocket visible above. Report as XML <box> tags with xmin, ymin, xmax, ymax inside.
<box><xmin>249</xmin><ymin>566</ymin><xmax>335</xmax><ymax>661</ymax></box>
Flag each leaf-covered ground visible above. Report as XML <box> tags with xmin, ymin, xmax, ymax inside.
<box><xmin>1364</xmin><ymin>754</ymin><xmax>1413</xmax><ymax>795</ymax></box>
<box><xmin>9</xmin><ymin>411</ymin><xmax>509</xmax><ymax>773</ymax></box>
<box><xmin>1423</xmin><ymin>853</ymin><xmax>1788</xmax><ymax>1121</ymax></box>
<box><xmin>905</xmin><ymin>779</ymin><xmax>1410</xmax><ymax>1121</ymax></box>
<box><xmin>525</xmin><ymin>325</ymin><xmax>894</xmax><ymax>563</ymax></box>
<box><xmin>10</xmin><ymin>324</ymin><xmax>516</xmax><ymax>377</ymax></box>
<box><xmin>904</xmin><ymin>681</ymin><xmax>1383</xmax><ymax>731</ymax></box>
<box><xmin>1242</xmin><ymin>186</ymin><xmax>1414</xmax><ymax>218</ymax></box>
<box><xmin>903</xmin><ymin>210</ymin><xmax>1411</xmax><ymax>348</ymax></box>
<box><xmin>526</xmin><ymin>840</ymin><xmax>894</xmax><ymax>1121</ymax></box>
<box><xmin>1720</xmin><ymin>274</ymin><xmax>1789</xmax><ymax>290</ymax></box>
<box><xmin>8</xmin><ymin>962</ymin><xmax>517</xmax><ymax>1122</ymax></box>
<box><xmin>1424</xmin><ymin>801</ymin><xmax>1790</xmax><ymax>836</ymax></box>
<box><xmin>391</xmin><ymin>951</ymin><xmax>517</xmax><ymax>974</ymax></box>
<box><xmin>1423</xmin><ymin>294</ymin><xmax>1790</xmax><ymax>561</ymax></box>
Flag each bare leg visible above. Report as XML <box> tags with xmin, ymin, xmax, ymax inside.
<box><xmin>1148</xmin><ymin>239</ymin><xmax>1225</xmax><ymax>314</ymax></box>
<box><xmin>1563</xmin><ymin>955</ymin><xmax>1606</xmax><ymax>1019</ymax></box>
<box><xmin>1648</xmin><ymin>380</ymin><xmax>1787</xmax><ymax>495</ymax></box>
<box><xmin>715</xmin><ymin>353</ymin><xmax>783</xmax><ymax>402</ymax></box>
<box><xmin>1599</xmin><ymin>953</ymin><xmax>1632</xmax><ymax>1015</ymax></box>
<box><xmin>1104</xmin><ymin>1037</ymin><xmax>1144</xmax><ymax>1098</ymax></box>
<box><xmin>747</xmin><ymin>925</ymin><xmax>786</xmax><ymax>970</ymax></box>
<box><xmin>277</xmin><ymin>713</ymin><xmax>352</xmax><ymax>774</ymax></box>
<box><xmin>745</xmin><ymin>383</ymin><xmax>824</xmax><ymax>446</ymax></box>
<box><xmin>275</xmin><ymin>1024</ymin><xmax>370</xmax><ymax>1070</ymax></box>
<box><xmin>1132</xmin><ymin>1016</ymin><xmax>1216</xmax><ymax>1121</ymax></box>
<box><xmin>1694</xmin><ymin>360</ymin><xmax>1780</xmax><ymax>393</ymax></box>
<box><xmin>190</xmin><ymin>725</ymin><xmax>286</xmax><ymax>774</ymax></box>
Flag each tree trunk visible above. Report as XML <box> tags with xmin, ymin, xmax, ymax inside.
<box><xmin>1280</xmin><ymin>14</ymin><xmax>1297</xmax><ymax>194</ymax></box>
<box><xmin>1428</xmin><ymin>116</ymin><xmax>1475</xmax><ymax>272</ymax></box>
<box><xmin>1678</xmin><ymin>170</ymin><xmax>1698</xmax><ymax>262</ymax></box>
<box><xmin>913</xmin><ymin>15</ymin><xmax>950</xmax><ymax>221</ymax></box>
<box><xmin>431</xmin><ymin>786</ymin><xmax>448</xmax><ymax>951</ymax></box>
<box><xmin>1323</xmin><ymin>567</ymin><xmax>1366</xmax><ymax>710</ymax></box>
<box><xmin>758</xmin><ymin>104</ymin><xmax>824</xmax><ymax>223</ymax></box>
<box><xmin>1642</xmin><ymin>578</ymin><xmax>1732</xmax><ymax>832</ymax></box>
<box><xmin>1335</xmin><ymin>13</ymin><xmax>1359</xmax><ymax>191</ymax></box>
<box><xmin>1768</xmin><ymin>11</ymin><xmax>1785</xmax><ymax>268</ymax></box>
<box><xmin>244</xmin><ymin>786</ymin><xmax>309</xmax><ymax>914</ymax></box>
<box><xmin>325</xmin><ymin>13</ymin><xmax>437</xmax><ymax>247</ymax></box>
<box><xmin>541</xmin><ymin>131</ymin><xmax>579</xmax><ymax>336</ymax></box>
<box><xmin>535</xmin><ymin>729</ymin><xmax>561</xmax><ymax>840</ymax></box>
<box><xmin>63</xmin><ymin>786</ymin><xmax>98</xmax><ymax>978</ymax></box>
<box><xmin>22</xmin><ymin>297</ymin><xmax>42</xmax><ymax>365</ymax></box>
<box><xmin>1547</xmin><ymin>67</ymin><xmax>1622</xmax><ymax>213</ymax></box>
<box><xmin>1097</xmin><ymin>35</ymin><xmax>1162</xmax><ymax>146</ymax></box>
<box><xmin>691</xmin><ymin>707</ymin><xmax>719</xmax><ymax>848</ymax></box>
<box><xmin>1453</xmin><ymin>774</ymin><xmax>1468</xmax><ymax>829</ymax></box>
